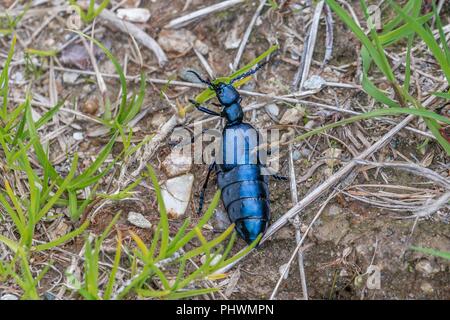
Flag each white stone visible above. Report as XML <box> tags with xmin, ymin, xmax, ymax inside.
<box><xmin>224</xmin><ymin>28</ymin><xmax>241</xmax><ymax>50</ymax></box>
<box><xmin>303</xmin><ymin>75</ymin><xmax>326</xmax><ymax>90</ymax></box>
<box><xmin>161</xmin><ymin>174</ymin><xmax>194</xmax><ymax>218</ymax></box>
<box><xmin>1</xmin><ymin>294</ymin><xmax>18</xmax><ymax>300</ymax></box>
<box><xmin>63</xmin><ymin>72</ymin><xmax>79</xmax><ymax>84</ymax></box>
<box><xmin>127</xmin><ymin>211</ymin><xmax>152</xmax><ymax>229</ymax></box>
<box><xmin>13</xmin><ymin>71</ymin><xmax>23</xmax><ymax>82</ymax></box>
<box><xmin>150</xmin><ymin>112</ymin><xmax>168</xmax><ymax>128</ymax></box>
<box><xmin>117</xmin><ymin>8</ymin><xmax>151</xmax><ymax>23</ymax></box>
<box><xmin>162</xmin><ymin>151</ymin><xmax>192</xmax><ymax>178</ymax></box>
<box><xmin>265</xmin><ymin>103</ymin><xmax>279</xmax><ymax>118</ymax></box>
<box><xmin>73</xmin><ymin>132</ymin><xmax>84</xmax><ymax>141</ymax></box>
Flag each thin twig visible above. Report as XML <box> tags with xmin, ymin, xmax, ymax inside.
<box><xmin>232</xmin><ymin>0</ymin><xmax>267</xmax><ymax>71</ymax></box>
<box><xmin>322</xmin><ymin>3</ymin><xmax>334</xmax><ymax>67</ymax></box>
<box><xmin>270</xmin><ymin>191</ymin><xmax>337</xmax><ymax>299</ymax></box>
<box><xmin>165</xmin><ymin>0</ymin><xmax>245</xmax><ymax>29</ymax></box>
<box><xmin>98</xmin><ymin>6</ymin><xmax>168</xmax><ymax>67</ymax></box>
<box><xmin>292</xmin><ymin>0</ymin><xmax>324</xmax><ymax>91</ymax></box>
<box><xmin>287</xmin><ymin>144</ymin><xmax>308</xmax><ymax>300</ymax></box>
<box><xmin>354</xmin><ymin>160</ymin><xmax>450</xmax><ymax>189</ymax></box>
<box><xmin>194</xmin><ymin>48</ymin><xmax>216</xmax><ymax>79</ymax></box>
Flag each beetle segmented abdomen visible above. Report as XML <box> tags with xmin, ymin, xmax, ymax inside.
<box><xmin>221</xmin><ymin>180</ymin><xmax>269</xmax><ymax>212</ymax></box>
<box><xmin>218</xmin><ymin>164</ymin><xmax>270</xmax><ymax>244</ymax></box>
<box><xmin>227</xmin><ymin>197</ymin><xmax>270</xmax><ymax>222</ymax></box>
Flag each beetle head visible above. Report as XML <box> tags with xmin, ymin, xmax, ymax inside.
<box><xmin>213</xmin><ymin>82</ymin><xmax>241</xmax><ymax>107</ymax></box>
<box><xmin>187</xmin><ymin>70</ymin><xmax>241</xmax><ymax>107</ymax></box>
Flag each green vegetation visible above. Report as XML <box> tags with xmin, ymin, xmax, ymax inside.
<box><xmin>0</xmin><ymin>29</ymin><xmax>267</xmax><ymax>299</ymax></box>
<box><xmin>411</xmin><ymin>246</ymin><xmax>450</xmax><ymax>260</ymax></box>
<box><xmin>69</xmin><ymin>0</ymin><xmax>110</xmax><ymax>23</ymax></box>
<box><xmin>299</xmin><ymin>0</ymin><xmax>450</xmax><ymax>155</ymax></box>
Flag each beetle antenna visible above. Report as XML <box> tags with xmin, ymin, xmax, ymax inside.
<box><xmin>229</xmin><ymin>59</ymin><xmax>269</xmax><ymax>85</ymax></box>
<box><xmin>186</xmin><ymin>70</ymin><xmax>214</xmax><ymax>87</ymax></box>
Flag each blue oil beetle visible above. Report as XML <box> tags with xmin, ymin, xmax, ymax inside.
<box><xmin>187</xmin><ymin>63</ymin><xmax>286</xmax><ymax>244</ymax></box>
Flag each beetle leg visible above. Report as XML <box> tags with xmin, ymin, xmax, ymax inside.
<box><xmin>261</xmin><ymin>166</ymin><xmax>288</xmax><ymax>181</ymax></box>
<box><xmin>272</xmin><ymin>174</ymin><xmax>288</xmax><ymax>181</ymax></box>
<box><xmin>197</xmin><ymin>162</ymin><xmax>216</xmax><ymax>215</ymax></box>
<box><xmin>190</xmin><ymin>128</ymin><xmax>209</xmax><ymax>144</ymax></box>
<box><xmin>189</xmin><ymin>99</ymin><xmax>221</xmax><ymax>117</ymax></box>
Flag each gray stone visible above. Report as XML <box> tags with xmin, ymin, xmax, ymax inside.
<box><xmin>194</xmin><ymin>39</ymin><xmax>209</xmax><ymax>55</ymax></box>
<box><xmin>213</xmin><ymin>208</ymin><xmax>231</xmax><ymax>231</ymax></box>
<box><xmin>63</xmin><ymin>72</ymin><xmax>79</xmax><ymax>84</ymax></box>
<box><xmin>127</xmin><ymin>212</ymin><xmax>152</xmax><ymax>229</ymax></box>
<box><xmin>280</xmin><ymin>106</ymin><xmax>305</xmax><ymax>125</ymax></box>
<box><xmin>180</xmin><ymin>68</ymin><xmax>204</xmax><ymax>84</ymax></box>
<box><xmin>292</xmin><ymin>149</ymin><xmax>302</xmax><ymax>161</ymax></box>
<box><xmin>420</xmin><ymin>281</ymin><xmax>434</xmax><ymax>294</ymax></box>
<box><xmin>265</xmin><ymin>103</ymin><xmax>280</xmax><ymax>118</ymax></box>
<box><xmin>157</xmin><ymin>29</ymin><xmax>196</xmax><ymax>54</ymax></box>
<box><xmin>415</xmin><ymin>259</ymin><xmax>439</xmax><ymax>276</ymax></box>
<box><xmin>303</xmin><ymin>75</ymin><xmax>326</xmax><ymax>90</ymax></box>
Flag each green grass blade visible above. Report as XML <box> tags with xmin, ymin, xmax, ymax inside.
<box><xmin>37</xmin><ymin>153</ymin><xmax>79</xmax><ymax>221</ymax></box>
<box><xmin>217</xmin><ymin>233</ymin><xmax>262</xmax><ymax>269</ymax></box>
<box><xmin>103</xmin><ymin>231</ymin><xmax>122</xmax><ymax>300</ymax></box>
<box><xmin>147</xmin><ymin>166</ymin><xmax>169</xmax><ymax>259</ymax></box>
<box><xmin>294</xmin><ymin>107</ymin><xmax>450</xmax><ymax>155</ymax></box>
<box><xmin>194</xmin><ymin>45</ymin><xmax>279</xmax><ymax>104</ymax></box>
<box><xmin>1</xmin><ymin>35</ymin><xmax>16</xmax><ymax>119</ymax></box>
<box><xmin>388</xmin><ymin>0</ymin><xmax>450</xmax><ymax>83</ymax></box>
<box><xmin>25</xmin><ymin>96</ymin><xmax>61</xmax><ymax>182</ymax></box>
<box><xmin>72</xmin><ymin>30</ymin><xmax>127</xmax><ymax>121</ymax></box>
<box><xmin>410</xmin><ymin>246</ymin><xmax>450</xmax><ymax>260</ymax></box>
<box><xmin>182</xmin><ymin>223</ymin><xmax>235</xmax><ymax>261</ymax></box>
<box><xmin>433</xmin><ymin>92</ymin><xmax>450</xmax><ymax>99</ymax></box>
<box><xmin>165</xmin><ymin>287</ymin><xmax>218</xmax><ymax>300</ymax></box>
<box><xmin>68</xmin><ymin>133</ymin><xmax>117</xmax><ymax>188</ymax></box>
<box><xmin>167</xmin><ymin>190</ymin><xmax>221</xmax><ymax>256</ymax></box>
<box><xmin>32</xmin><ymin>220</ymin><xmax>90</xmax><ymax>252</ymax></box>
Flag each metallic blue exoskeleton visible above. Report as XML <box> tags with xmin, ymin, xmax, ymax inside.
<box><xmin>188</xmin><ymin>63</ymin><xmax>285</xmax><ymax>244</ymax></box>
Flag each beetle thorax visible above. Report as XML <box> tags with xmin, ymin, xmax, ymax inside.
<box><xmin>222</xmin><ymin>103</ymin><xmax>244</xmax><ymax>124</ymax></box>
<box><xmin>214</xmin><ymin>83</ymin><xmax>243</xmax><ymax>124</ymax></box>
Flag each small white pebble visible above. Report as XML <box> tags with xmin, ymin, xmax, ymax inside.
<box><xmin>73</xmin><ymin>132</ymin><xmax>84</xmax><ymax>141</ymax></box>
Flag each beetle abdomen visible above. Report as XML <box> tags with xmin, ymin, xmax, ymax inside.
<box><xmin>218</xmin><ymin>164</ymin><xmax>270</xmax><ymax>244</ymax></box>
<box><xmin>221</xmin><ymin>123</ymin><xmax>261</xmax><ymax>171</ymax></box>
